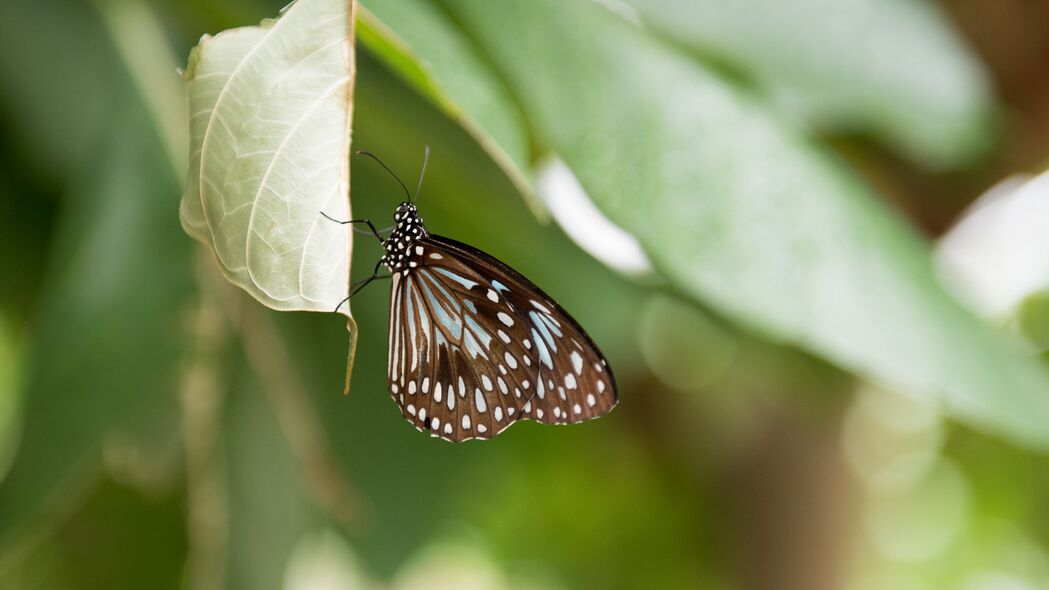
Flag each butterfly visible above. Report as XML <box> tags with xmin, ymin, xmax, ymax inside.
<box><xmin>327</xmin><ymin>149</ymin><xmax>618</xmax><ymax>442</ymax></box>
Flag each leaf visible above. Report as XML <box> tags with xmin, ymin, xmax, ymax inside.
<box><xmin>433</xmin><ymin>0</ymin><xmax>1049</xmax><ymax>448</ymax></box>
<box><xmin>0</xmin><ymin>0</ymin><xmax>119</xmax><ymax>184</ymax></box>
<box><xmin>356</xmin><ymin>0</ymin><xmax>536</xmax><ymax>205</ymax></box>
<box><xmin>0</xmin><ymin>0</ymin><xmax>196</xmax><ymax>546</ymax></box>
<box><xmin>0</xmin><ymin>113</ymin><xmax>194</xmax><ymax>543</ymax></box>
<box><xmin>618</xmin><ymin>0</ymin><xmax>996</xmax><ymax>169</ymax></box>
<box><xmin>0</xmin><ymin>479</ymin><xmax>188</xmax><ymax>589</ymax></box>
<box><xmin>180</xmin><ymin>0</ymin><xmax>357</xmax><ymax>316</ymax></box>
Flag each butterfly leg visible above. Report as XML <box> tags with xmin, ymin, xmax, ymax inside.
<box><xmin>319</xmin><ymin>212</ymin><xmax>385</xmax><ymax>243</ymax></box>
<box><xmin>333</xmin><ymin>259</ymin><xmax>389</xmax><ymax>313</ymax></box>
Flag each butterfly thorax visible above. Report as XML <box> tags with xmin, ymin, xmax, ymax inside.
<box><xmin>381</xmin><ymin>202</ymin><xmax>430</xmax><ymax>274</ymax></box>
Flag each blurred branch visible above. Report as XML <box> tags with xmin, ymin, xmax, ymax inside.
<box><xmin>205</xmin><ymin>257</ymin><xmax>365</xmax><ymax>531</ymax></box>
<box><xmin>734</xmin><ymin>410</ymin><xmax>855</xmax><ymax>590</ymax></box>
<box><xmin>182</xmin><ymin>254</ymin><xmax>230</xmax><ymax>590</ymax></box>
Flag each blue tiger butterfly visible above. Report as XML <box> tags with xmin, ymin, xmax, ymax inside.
<box><xmin>326</xmin><ymin>149</ymin><xmax>617</xmax><ymax>441</ymax></box>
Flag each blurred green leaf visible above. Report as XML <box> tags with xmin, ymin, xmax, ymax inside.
<box><xmin>0</xmin><ymin>317</ymin><xmax>22</xmax><ymax>483</ymax></box>
<box><xmin>180</xmin><ymin>0</ymin><xmax>357</xmax><ymax>316</ymax></box>
<box><xmin>0</xmin><ymin>0</ymin><xmax>119</xmax><ymax>186</ymax></box>
<box><xmin>0</xmin><ymin>478</ymin><xmax>187</xmax><ymax>590</ymax></box>
<box><xmin>1014</xmin><ymin>292</ymin><xmax>1049</xmax><ymax>352</ymax></box>
<box><xmin>357</xmin><ymin>0</ymin><xmax>535</xmax><ymax>204</ymax></box>
<box><xmin>429</xmin><ymin>0</ymin><xmax>1049</xmax><ymax>448</ymax></box>
<box><xmin>0</xmin><ymin>155</ymin><xmax>56</xmax><ymax>320</ymax></box>
<box><xmin>223</xmin><ymin>356</ymin><xmax>316</xmax><ymax>590</ymax></box>
<box><xmin>0</xmin><ymin>110</ymin><xmax>193</xmax><ymax>544</ymax></box>
<box><xmin>620</xmin><ymin>0</ymin><xmax>996</xmax><ymax>168</ymax></box>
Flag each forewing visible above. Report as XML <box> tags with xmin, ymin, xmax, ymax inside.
<box><xmin>387</xmin><ymin>235</ymin><xmax>618</xmax><ymax>441</ymax></box>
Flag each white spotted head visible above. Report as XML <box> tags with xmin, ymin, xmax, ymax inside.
<box><xmin>382</xmin><ymin>202</ymin><xmax>429</xmax><ymax>273</ymax></box>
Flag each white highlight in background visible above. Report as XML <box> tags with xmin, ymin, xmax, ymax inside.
<box><xmin>936</xmin><ymin>170</ymin><xmax>1049</xmax><ymax>318</ymax></box>
<box><xmin>534</xmin><ymin>155</ymin><xmax>654</xmax><ymax>277</ymax></box>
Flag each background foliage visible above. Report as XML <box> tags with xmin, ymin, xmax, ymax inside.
<box><xmin>1</xmin><ymin>0</ymin><xmax>1049</xmax><ymax>588</ymax></box>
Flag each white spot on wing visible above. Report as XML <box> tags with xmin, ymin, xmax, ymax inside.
<box><xmin>571</xmin><ymin>351</ymin><xmax>583</xmax><ymax>374</ymax></box>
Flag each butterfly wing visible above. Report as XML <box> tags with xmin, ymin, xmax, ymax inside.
<box><xmin>387</xmin><ymin>234</ymin><xmax>617</xmax><ymax>442</ymax></box>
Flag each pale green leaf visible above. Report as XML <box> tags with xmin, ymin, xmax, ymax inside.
<box><xmin>357</xmin><ymin>0</ymin><xmax>535</xmax><ymax>205</ymax></box>
<box><xmin>619</xmin><ymin>0</ymin><xmax>995</xmax><ymax>168</ymax></box>
<box><xmin>616</xmin><ymin>0</ymin><xmax>994</xmax><ymax>167</ymax></box>
<box><xmin>180</xmin><ymin>0</ymin><xmax>357</xmax><ymax>316</ymax></box>
<box><xmin>440</xmin><ymin>0</ymin><xmax>1049</xmax><ymax>447</ymax></box>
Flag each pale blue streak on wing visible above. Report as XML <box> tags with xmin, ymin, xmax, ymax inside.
<box><xmin>406</xmin><ymin>278</ymin><xmax>418</xmax><ymax>369</ymax></box>
<box><xmin>491</xmin><ymin>279</ymin><xmax>510</xmax><ymax>293</ymax></box>
<box><xmin>531</xmin><ymin>327</ymin><xmax>554</xmax><ymax>369</ymax></box>
<box><xmin>419</xmin><ymin>276</ymin><xmax>462</xmax><ymax>338</ymax></box>
<box><xmin>434</xmin><ymin>266</ymin><xmax>479</xmax><ymax>290</ymax></box>
<box><xmin>464</xmin><ymin>314</ymin><xmax>493</xmax><ymax>349</ymax></box>
<box><xmin>530</xmin><ymin>311</ymin><xmax>558</xmax><ymax>353</ymax></box>
<box><xmin>463</xmin><ymin>328</ymin><xmax>486</xmax><ymax>359</ymax></box>
<box><xmin>419</xmin><ymin>270</ymin><xmax>462</xmax><ymax>313</ymax></box>
<box><xmin>538</xmin><ymin>312</ymin><xmax>563</xmax><ymax>337</ymax></box>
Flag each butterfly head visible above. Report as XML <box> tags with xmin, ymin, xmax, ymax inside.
<box><xmin>394</xmin><ymin>201</ymin><xmax>417</xmax><ymax>220</ymax></box>
<box><xmin>382</xmin><ymin>202</ymin><xmax>429</xmax><ymax>273</ymax></box>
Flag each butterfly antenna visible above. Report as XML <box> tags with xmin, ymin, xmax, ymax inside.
<box><xmin>355</xmin><ymin>150</ymin><xmax>411</xmax><ymax>201</ymax></box>
<box><xmin>412</xmin><ymin>145</ymin><xmax>430</xmax><ymax>203</ymax></box>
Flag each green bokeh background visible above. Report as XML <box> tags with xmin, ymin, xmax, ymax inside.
<box><xmin>2</xmin><ymin>1</ymin><xmax>1049</xmax><ymax>589</ymax></box>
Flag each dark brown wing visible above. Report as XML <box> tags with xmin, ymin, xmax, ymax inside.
<box><xmin>386</xmin><ymin>234</ymin><xmax>617</xmax><ymax>442</ymax></box>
